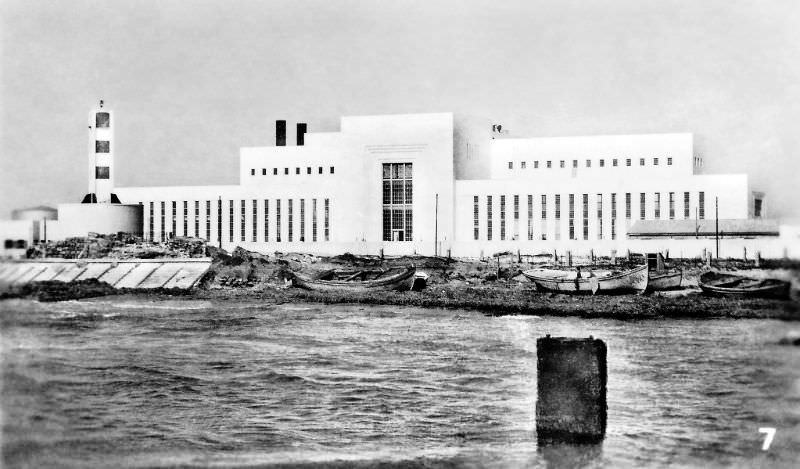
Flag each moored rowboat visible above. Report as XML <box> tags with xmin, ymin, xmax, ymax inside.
<box><xmin>291</xmin><ymin>266</ymin><xmax>416</xmax><ymax>292</ymax></box>
<box><xmin>698</xmin><ymin>272</ymin><xmax>790</xmax><ymax>299</ymax></box>
<box><xmin>522</xmin><ymin>264</ymin><xmax>648</xmax><ymax>294</ymax></box>
<box><xmin>648</xmin><ymin>270</ymin><xmax>682</xmax><ymax>291</ymax></box>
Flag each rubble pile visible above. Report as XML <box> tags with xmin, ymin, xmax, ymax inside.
<box><xmin>32</xmin><ymin>234</ymin><xmax>209</xmax><ymax>259</ymax></box>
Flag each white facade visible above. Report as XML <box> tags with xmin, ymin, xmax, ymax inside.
<box><xmin>114</xmin><ymin>112</ymin><xmax>781</xmax><ymax>257</ymax></box>
<box><xmin>47</xmin><ymin>203</ymin><xmax>143</xmax><ymax>240</ymax></box>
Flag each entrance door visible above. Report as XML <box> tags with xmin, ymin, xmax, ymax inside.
<box><xmin>392</xmin><ymin>230</ymin><xmax>404</xmax><ymax>242</ymax></box>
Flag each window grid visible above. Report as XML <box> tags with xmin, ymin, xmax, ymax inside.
<box><xmin>288</xmin><ymin>199</ymin><xmax>293</xmax><ymax>242</ymax></box>
<box><xmin>684</xmin><ymin>192</ymin><xmax>690</xmax><ymax>219</ymax></box>
<box><xmin>500</xmin><ymin>195</ymin><xmax>506</xmax><ymax>241</ymax></box>
<box><xmin>252</xmin><ymin>199</ymin><xmax>258</xmax><ymax>242</ymax></box>
<box><xmin>597</xmin><ymin>194</ymin><xmax>603</xmax><ymax>240</ymax></box>
<box><xmin>312</xmin><ymin>199</ymin><xmax>317</xmax><ymax>242</ymax></box>
<box><xmin>654</xmin><ymin>192</ymin><xmax>661</xmax><ymax>219</ymax></box>
<box><xmin>699</xmin><ymin>192</ymin><xmax>705</xmax><ymax>219</ymax></box>
<box><xmin>640</xmin><ymin>193</ymin><xmax>646</xmax><ymax>220</ymax></box>
<box><xmin>206</xmin><ymin>201</ymin><xmax>211</xmax><ymax>241</ymax></box>
<box><xmin>276</xmin><ymin>200</ymin><xmax>281</xmax><ymax>242</ymax></box>
<box><xmin>487</xmin><ymin>196</ymin><xmax>493</xmax><ymax>241</ymax></box>
<box><xmin>611</xmin><ymin>193</ymin><xmax>617</xmax><ymax>240</ymax></box>
<box><xmin>300</xmin><ymin>199</ymin><xmax>305</xmax><ymax>242</ymax></box>
<box><xmin>381</xmin><ymin>163</ymin><xmax>413</xmax><ymax>241</ymax></box>
<box><xmin>324</xmin><ymin>199</ymin><xmax>330</xmax><ymax>241</ymax></box>
<box><xmin>194</xmin><ymin>201</ymin><xmax>200</xmax><ymax>237</ymax></box>
<box><xmin>148</xmin><ymin>202</ymin><xmax>154</xmax><ymax>241</ymax></box>
<box><xmin>582</xmin><ymin>194</ymin><xmax>588</xmax><ymax>240</ymax></box>
<box><xmin>160</xmin><ymin>201</ymin><xmax>165</xmax><ymax>242</ymax></box>
<box><xmin>228</xmin><ymin>200</ymin><xmax>234</xmax><ymax>242</ymax></box>
<box><xmin>473</xmin><ymin>196</ymin><xmax>479</xmax><ymax>241</ymax></box>
<box><xmin>568</xmin><ymin>194</ymin><xmax>574</xmax><ymax>240</ymax></box>
<box><xmin>264</xmin><ymin>200</ymin><xmax>269</xmax><ymax>242</ymax></box>
<box><xmin>527</xmin><ymin>195</ymin><xmax>533</xmax><ymax>241</ymax></box>
<box><xmin>171</xmin><ymin>201</ymin><xmax>177</xmax><ymax>239</ymax></box>
<box><xmin>669</xmin><ymin>192</ymin><xmax>675</xmax><ymax>220</ymax></box>
<box><xmin>625</xmin><ymin>193</ymin><xmax>631</xmax><ymax>219</ymax></box>
<box><xmin>183</xmin><ymin>201</ymin><xmax>188</xmax><ymax>237</ymax></box>
<box><xmin>240</xmin><ymin>200</ymin><xmax>246</xmax><ymax>242</ymax></box>
<box><xmin>554</xmin><ymin>194</ymin><xmax>561</xmax><ymax>241</ymax></box>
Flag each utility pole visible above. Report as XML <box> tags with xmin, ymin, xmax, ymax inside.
<box><xmin>218</xmin><ymin>196</ymin><xmax>222</xmax><ymax>249</ymax></box>
<box><xmin>715</xmin><ymin>196</ymin><xmax>719</xmax><ymax>259</ymax></box>
<box><xmin>434</xmin><ymin>193</ymin><xmax>439</xmax><ymax>257</ymax></box>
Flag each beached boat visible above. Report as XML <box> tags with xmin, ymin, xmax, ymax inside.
<box><xmin>291</xmin><ymin>266</ymin><xmax>416</xmax><ymax>292</ymax></box>
<box><xmin>522</xmin><ymin>264</ymin><xmax>648</xmax><ymax>294</ymax></box>
<box><xmin>698</xmin><ymin>272</ymin><xmax>791</xmax><ymax>299</ymax></box>
<box><xmin>648</xmin><ymin>270</ymin><xmax>682</xmax><ymax>291</ymax></box>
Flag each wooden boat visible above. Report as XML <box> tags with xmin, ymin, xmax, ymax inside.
<box><xmin>291</xmin><ymin>266</ymin><xmax>416</xmax><ymax>292</ymax></box>
<box><xmin>698</xmin><ymin>272</ymin><xmax>791</xmax><ymax>299</ymax></box>
<box><xmin>522</xmin><ymin>264</ymin><xmax>648</xmax><ymax>294</ymax></box>
<box><xmin>648</xmin><ymin>270</ymin><xmax>682</xmax><ymax>291</ymax></box>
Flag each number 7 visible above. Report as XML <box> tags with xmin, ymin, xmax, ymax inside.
<box><xmin>758</xmin><ymin>427</ymin><xmax>776</xmax><ymax>450</ymax></box>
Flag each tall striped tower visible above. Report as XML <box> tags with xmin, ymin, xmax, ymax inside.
<box><xmin>83</xmin><ymin>99</ymin><xmax>118</xmax><ymax>203</ymax></box>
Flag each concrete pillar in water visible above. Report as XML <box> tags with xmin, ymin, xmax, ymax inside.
<box><xmin>537</xmin><ymin>336</ymin><xmax>607</xmax><ymax>443</ymax></box>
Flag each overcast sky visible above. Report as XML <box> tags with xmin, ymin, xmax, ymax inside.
<box><xmin>2</xmin><ymin>0</ymin><xmax>799</xmax><ymax>219</ymax></box>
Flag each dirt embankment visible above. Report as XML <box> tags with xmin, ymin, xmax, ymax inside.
<box><xmin>190</xmin><ymin>248</ymin><xmax>800</xmax><ymax>320</ymax></box>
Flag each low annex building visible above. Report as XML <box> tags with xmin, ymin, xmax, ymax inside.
<box><xmin>113</xmin><ymin>111</ymin><xmax>793</xmax><ymax>258</ymax></box>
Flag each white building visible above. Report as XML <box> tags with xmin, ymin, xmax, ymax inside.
<box><xmin>114</xmin><ymin>111</ymin><xmax>794</xmax><ymax>258</ymax></box>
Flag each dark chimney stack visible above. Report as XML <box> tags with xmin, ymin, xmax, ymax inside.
<box><xmin>297</xmin><ymin>123</ymin><xmax>307</xmax><ymax>146</ymax></box>
<box><xmin>276</xmin><ymin>120</ymin><xmax>286</xmax><ymax>146</ymax></box>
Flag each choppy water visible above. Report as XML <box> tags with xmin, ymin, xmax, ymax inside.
<box><xmin>1</xmin><ymin>298</ymin><xmax>799</xmax><ymax>468</ymax></box>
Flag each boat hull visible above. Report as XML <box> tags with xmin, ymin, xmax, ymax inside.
<box><xmin>523</xmin><ymin>264</ymin><xmax>649</xmax><ymax>294</ymax></box>
<box><xmin>292</xmin><ymin>267</ymin><xmax>416</xmax><ymax>292</ymax></box>
<box><xmin>698</xmin><ymin>272</ymin><xmax>790</xmax><ymax>299</ymax></box>
<box><xmin>648</xmin><ymin>270</ymin><xmax>682</xmax><ymax>291</ymax></box>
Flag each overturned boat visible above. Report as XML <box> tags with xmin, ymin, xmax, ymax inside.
<box><xmin>698</xmin><ymin>272</ymin><xmax>791</xmax><ymax>299</ymax></box>
<box><xmin>522</xmin><ymin>264</ymin><xmax>648</xmax><ymax>294</ymax></box>
<box><xmin>291</xmin><ymin>266</ymin><xmax>416</xmax><ymax>292</ymax></box>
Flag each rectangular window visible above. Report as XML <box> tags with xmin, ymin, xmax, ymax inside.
<box><xmin>312</xmin><ymin>199</ymin><xmax>317</xmax><ymax>242</ymax></box>
<box><xmin>229</xmin><ymin>200</ymin><xmax>234</xmax><ymax>242</ymax></box>
<box><xmin>546</xmin><ymin>160</ymin><xmax>552</xmax><ymax>168</ymax></box>
<box><xmin>611</xmin><ymin>193</ymin><xmax>617</xmax><ymax>240</ymax></box>
<box><xmin>217</xmin><ymin>199</ymin><xmax>222</xmax><ymax>244</ymax></box>
<box><xmin>473</xmin><ymin>196</ymin><xmax>479</xmax><ymax>240</ymax></box>
<box><xmin>640</xmin><ymin>158</ymin><xmax>645</xmax><ymax>166</ymax></box>
<box><xmin>699</xmin><ymin>192</ymin><xmax>705</xmax><ymax>219</ymax></box>
<box><xmin>95</xmin><ymin>166</ymin><xmax>110</xmax><ymax>179</ymax></box>
<box><xmin>586</xmin><ymin>159</ymin><xmax>591</xmax><ymax>168</ymax></box>
<box><xmin>534</xmin><ymin>161</ymin><xmax>539</xmax><ymax>169</ymax></box>
<box><xmin>172</xmin><ymin>201</ymin><xmax>177</xmax><ymax>239</ymax></box>
<box><xmin>500</xmin><ymin>195</ymin><xmax>506</xmax><ymax>240</ymax></box>
<box><xmin>160</xmin><ymin>201</ymin><xmax>165</xmax><ymax>242</ymax></box>
<box><xmin>513</xmin><ymin>194</ymin><xmax>520</xmax><ymax>240</ymax></box>
<box><xmin>568</xmin><ymin>194</ymin><xmax>575</xmax><ymax>240</ymax></box>
<box><xmin>300</xmin><ymin>199</ymin><xmax>305</xmax><ymax>242</ymax></box>
<box><xmin>276</xmin><ymin>200</ymin><xmax>281</xmax><ymax>242</ymax></box>
<box><xmin>296</xmin><ymin>167</ymin><xmax>300</xmax><ymax>175</ymax></box>
<box><xmin>668</xmin><ymin>157</ymin><xmax>673</xmax><ymax>166</ymax></box>
<box><xmin>324</xmin><ymin>199</ymin><xmax>330</xmax><ymax>241</ymax></box>
<box><xmin>554</xmin><ymin>194</ymin><xmax>561</xmax><ymax>240</ymax></box>
<box><xmin>508</xmin><ymin>161</ymin><xmax>513</xmax><ymax>169</ymax></box>
<box><xmin>148</xmin><ymin>202</ymin><xmax>154</xmax><ymax>241</ymax></box>
<box><xmin>330</xmin><ymin>166</ymin><xmax>335</xmax><ymax>174</ymax></box>
<box><xmin>640</xmin><ymin>193</ymin><xmax>646</xmax><ymax>220</ymax></box>
<box><xmin>264</xmin><ymin>200</ymin><xmax>269</xmax><ymax>242</ymax></box>
<box><xmin>755</xmin><ymin>199</ymin><xmax>763</xmax><ymax>217</ymax></box>
<box><xmin>251</xmin><ymin>169</ymin><xmax>255</xmax><ymax>176</ymax></box>
<box><xmin>273</xmin><ymin>168</ymin><xmax>278</xmax><ymax>175</ymax></box>
<box><xmin>527</xmin><ymin>194</ymin><xmax>533</xmax><ymax>241</ymax></box>
<box><xmin>684</xmin><ymin>192</ymin><xmax>690</xmax><ymax>219</ymax></box>
<box><xmin>382</xmin><ymin>163</ymin><xmax>413</xmax><ymax>241</ymax></box>
<box><xmin>95</xmin><ymin>141</ymin><xmax>110</xmax><ymax>153</ymax></box>
<box><xmin>252</xmin><ymin>199</ymin><xmax>258</xmax><ymax>242</ymax></box>
<box><xmin>582</xmin><ymin>194</ymin><xmax>589</xmax><ymax>240</ymax></box>
<box><xmin>240</xmin><ymin>200</ymin><xmax>246</xmax><ymax>242</ymax></box>
<box><xmin>307</xmin><ymin>167</ymin><xmax>311</xmax><ymax>174</ymax></box>
<box><xmin>284</xmin><ymin>168</ymin><xmax>288</xmax><ymax>175</ymax></box>
<box><xmin>599</xmin><ymin>159</ymin><xmax>605</xmax><ymax>167</ymax></box>
<box><xmin>626</xmin><ymin>158</ymin><xmax>631</xmax><ymax>167</ymax></box>
<box><xmin>572</xmin><ymin>160</ymin><xmax>578</xmax><ymax>168</ymax></box>
<box><xmin>541</xmin><ymin>194</ymin><xmax>547</xmax><ymax>241</ymax></box>
<box><xmin>669</xmin><ymin>192</ymin><xmax>675</xmax><ymax>220</ymax></box>
<box><xmin>183</xmin><ymin>201</ymin><xmax>188</xmax><ymax>236</ymax></box>
<box><xmin>288</xmin><ymin>199</ymin><xmax>293</xmax><ymax>242</ymax></box>
<box><xmin>318</xmin><ymin>166</ymin><xmax>323</xmax><ymax>174</ymax></box>
<box><xmin>95</xmin><ymin>112</ymin><xmax>110</xmax><ymax>128</ymax></box>
<box><xmin>487</xmin><ymin>195</ymin><xmax>493</xmax><ymax>241</ymax></box>
<box><xmin>613</xmin><ymin>159</ymin><xmax>618</xmax><ymax>167</ymax></box>
<box><xmin>654</xmin><ymin>157</ymin><xmax>659</xmax><ymax>166</ymax></box>
<box><xmin>597</xmin><ymin>194</ymin><xmax>603</xmax><ymax>239</ymax></box>
<box><xmin>560</xmin><ymin>160</ymin><xmax>565</xmax><ymax>168</ymax></box>
<box><xmin>521</xmin><ymin>161</ymin><xmax>526</xmax><ymax>169</ymax></box>
<box><xmin>262</xmin><ymin>168</ymin><xmax>266</xmax><ymax>176</ymax></box>
<box><xmin>206</xmin><ymin>201</ymin><xmax>211</xmax><ymax>241</ymax></box>
<box><xmin>194</xmin><ymin>201</ymin><xmax>200</xmax><ymax>237</ymax></box>
<box><xmin>626</xmin><ymin>193</ymin><xmax>631</xmax><ymax>219</ymax></box>
<box><xmin>654</xmin><ymin>192</ymin><xmax>661</xmax><ymax>219</ymax></box>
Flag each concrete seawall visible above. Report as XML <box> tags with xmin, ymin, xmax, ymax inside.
<box><xmin>0</xmin><ymin>258</ymin><xmax>212</xmax><ymax>292</ymax></box>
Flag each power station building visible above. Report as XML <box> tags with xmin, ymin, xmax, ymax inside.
<box><xmin>112</xmin><ymin>110</ymin><xmax>795</xmax><ymax>258</ymax></box>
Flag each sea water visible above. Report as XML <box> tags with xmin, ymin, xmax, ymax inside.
<box><xmin>1</xmin><ymin>298</ymin><xmax>798</xmax><ymax>468</ymax></box>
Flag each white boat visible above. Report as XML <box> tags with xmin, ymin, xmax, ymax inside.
<box><xmin>522</xmin><ymin>264</ymin><xmax>649</xmax><ymax>294</ymax></box>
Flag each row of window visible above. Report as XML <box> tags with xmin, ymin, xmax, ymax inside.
<box><xmin>472</xmin><ymin>191</ymin><xmax>705</xmax><ymax>241</ymax></box>
<box><xmin>507</xmin><ymin>157</ymin><xmax>673</xmax><ymax>170</ymax></box>
<box><xmin>145</xmin><ymin>199</ymin><xmax>330</xmax><ymax>243</ymax></box>
<box><xmin>251</xmin><ymin>166</ymin><xmax>335</xmax><ymax>176</ymax></box>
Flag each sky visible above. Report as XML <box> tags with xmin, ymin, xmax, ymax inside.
<box><xmin>2</xmin><ymin>0</ymin><xmax>799</xmax><ymax>219</ymax></box>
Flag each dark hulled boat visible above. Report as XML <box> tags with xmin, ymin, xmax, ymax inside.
<box><xmin>698</xmin><ymin>272</ymin><xmax>791</xmax><ymax>299</ymax></box>
<box><xmin>291</xmin><ymin>266</ymin><xmax>416</xmax><ymax>292</ymax></box>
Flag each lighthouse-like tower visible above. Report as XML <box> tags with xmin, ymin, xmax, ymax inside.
<box><xmin>83</xmin><ymin>99</ymin><xmax>119</xmax><ymax>203</ymax></box>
